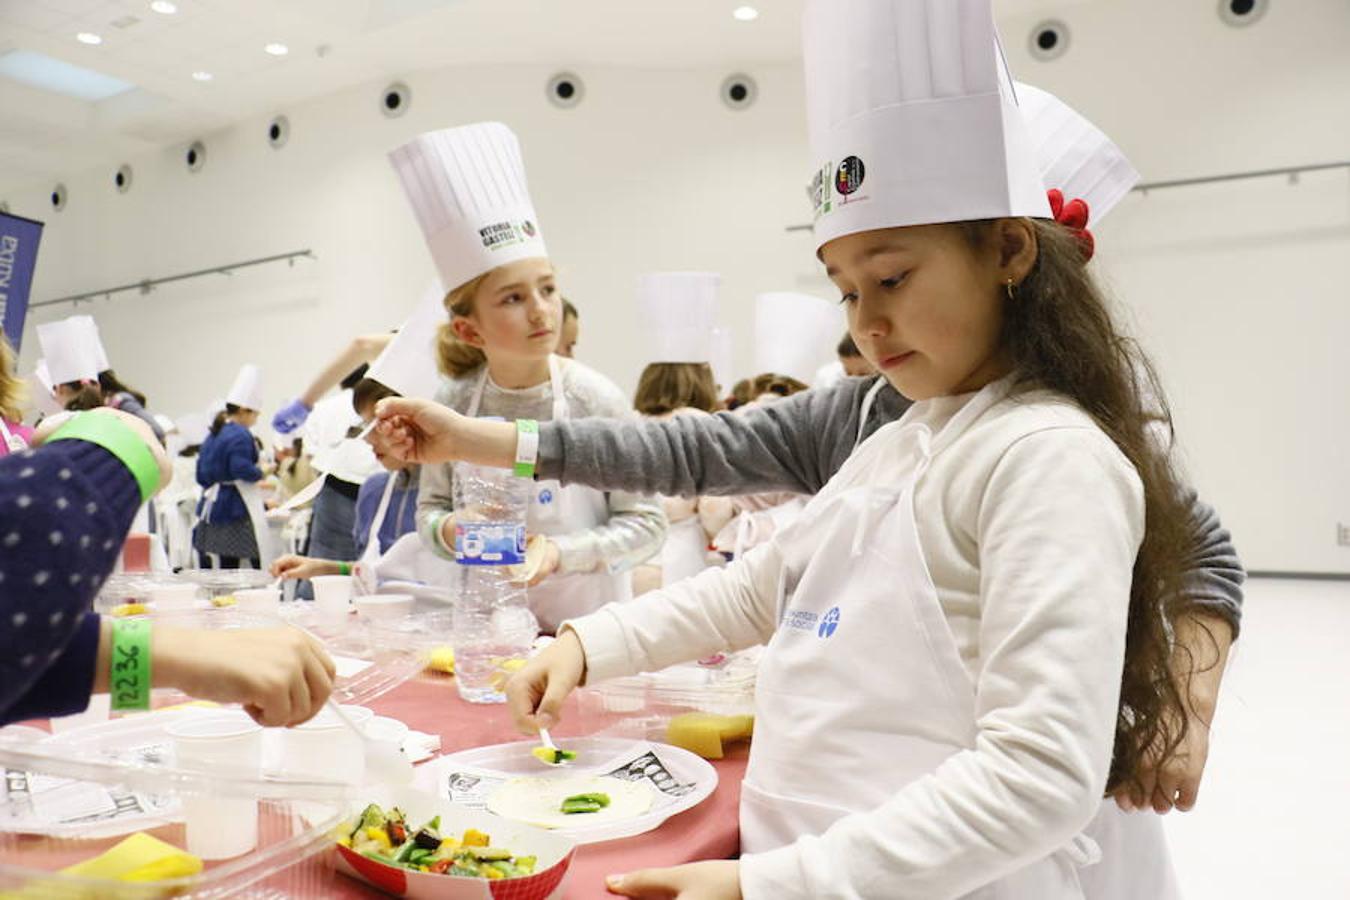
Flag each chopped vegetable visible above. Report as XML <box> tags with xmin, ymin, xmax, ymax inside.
<box><xmin>337</xmin><ymin>804</ymin><xmax>539</xmax><ymax>880</ymax></box>
<box><xmin>559</xmin><ymin>792</ymin><xmax>611</xmax><ymax>815</ymax></box>
<box><xmin>531</xmin><ymin>746</ymin><xmax>578</xmax><ymax>765</ymax></box>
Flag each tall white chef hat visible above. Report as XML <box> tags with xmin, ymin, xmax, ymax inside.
<box><xmin>753</xmin><ymin>292</ymin><xmax>844</xmax><ymax>384</ymax></box>
<box><xmin>29</xmin><ymin>360</ymin><xmax>62</xmax><ymax>416</ymax></box>
<box><xmin>804</xmin><ymin>0</ymin><xmax>1050</xmax><ymax>251</ymax></box>
<box><xmin>1017</xmin><ymin>81</ymin><xmax>1139</xmax><ymax>221</ymax></box>
<box><xmin>226</xmin><ymin>364</ymin><xmax>263</xmax><ymax>411</ymax></box>
<box><xmin>36</xmin><ymin>317</ymin><xmax>101</xmax><ymax>384</ymax></box>
<box><xmin>367</xmin><ymin>282</ymin><xmax>447</xmax><ymax>401</ymax></box>
<box><xmin>637</xmin><ymin>272</ymin><xmax>721</xmax><ymax>366</ymax></box>
<box><xmin>390</xmin><ymin>122</ymin><xmax>548</xmax><ymax>293</ymax></box>
<box><xmin>71</xmin><ymin>315</ymin><xmax>111</xmax><ymax>374</ymax></box>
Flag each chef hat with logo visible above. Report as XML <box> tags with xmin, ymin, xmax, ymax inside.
<box><xmin>226</xmin><ymin>364</ymin><xmax>264</xmax><ymax>411</ymax></box>
<box><xmin>390</xmin><ymin>122</ymin><xmax>548</xmax><ymax>293</ymax></box>
<box><xmin>1017</xmin><ymin>82</ymin><xmax>1139</xmax><ymax>222</ymax></box>
<box><xmin>637</xmin><ymin>272</ymin><xmax>721</xmax><ymax>366</ymax></box>
<box><xmin>36</xmin><ymin>317</ymin><xmax>101</xmax><ymax>384</ymax></box>
<box><xmin>367</xmin><ymin>282</ymin><xmax>447</xmax><ymax>401</ymax></box>
<box><xmin>804</xmin><ymin>0</ymin><xmax>1050</xmax><ymax>251</ymax></box>
<box><xmin>753</xmin><ymin>292</ymin><xmax>844</xmax><ymax>384</ymax></box>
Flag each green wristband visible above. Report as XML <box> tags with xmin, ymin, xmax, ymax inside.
<box><xmin>110</xmin><ymin>618</ymin><xmax>153</xmax><ymax>712</ymax></box>
<box><xmin>514</xmin><ymin>419</ymin><xmax>539</xmax><ymax>479</ymax></box>
<box><xmin>338</xmin><ymin>562</ymin><xmax>351</xmax><ymax>576</ymax></box>
<box><xmin>48</xmin><ymin>413</ymin><xmax>161</xmax><ymax>503</ymax></box>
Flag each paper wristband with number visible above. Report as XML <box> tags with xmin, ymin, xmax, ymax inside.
<box><xmin>110</xmin><ymin>618</ymin><xmax>153</xmax><ymax>712</ymax></box>
<box><xmin>47</xmin><ymin>413</ymin><xmax>161</xmax><ymax>502</ymax></box>
<box><xmin>514</xmin><ymin>419</ymin><xmax>540</xmax><ymax>479</ymax></box>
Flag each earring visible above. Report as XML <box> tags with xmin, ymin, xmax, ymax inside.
<box><xmin>1005</xmin><ymin>277</ymin><xmax>1016</xmax><ymax>300</ymax></box>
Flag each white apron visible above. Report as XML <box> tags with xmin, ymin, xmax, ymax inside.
<box><xmin>660</xmin><ymin>514</ymin><xmax>709</xmax><ymax>586</ymax></box>
<box><xmin>741</xmin><ymin>381</ymin><xmax>1098</xmax><ymax>898</ymax></box>
<box><xmin>355</xmin><ymin>473</ymin><xmax>457</xmax><ymax>604</ymax></box>
<box><xmin>199</xmin><ymin>479</ymin><xmax>280</xmax><ymax>569</ymax></box>
<box><xmin>847</xmin><ymin>376</ymin><xmax>1178</xmax><ymax>900</ymax></box>
<box><xmin>466</xmin><ymin>356</ymin><xmax>631</xmax><ymax>631</ymax></box>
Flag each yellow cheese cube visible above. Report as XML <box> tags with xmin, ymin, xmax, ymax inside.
<box><xmin>666</xmin><ymin>713</ymin><xmax>755</xmax><ymax>760</ymax></box>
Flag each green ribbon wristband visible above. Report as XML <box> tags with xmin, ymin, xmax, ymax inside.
<box><xmin>338</xmin><ymin>562</ymin><xmax>351</xmax><ymax>576</ymax></box>
<box><xmin>47</xmin><ymin>413</ymin><xmax>161</xmax><ymax>503</ymax></box>
<box><xmin>110</xmin><ymin>618</ymin><xmax>153</xmax><ymax>712</ymax></box>
<box><xmin>514</xmin><ymin>418</ymin><xmax>540</xmax><ymax>479</ymax></box>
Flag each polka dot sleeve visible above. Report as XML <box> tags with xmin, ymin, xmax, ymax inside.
<box><xmin>0</xmin><ymin>440</ymin><xmax>141</xmax><ymax>725</ymax></box>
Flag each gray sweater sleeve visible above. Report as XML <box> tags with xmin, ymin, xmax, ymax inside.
<box><xmin>537</xmin><ymin>377</ymin><xmax>887</xmax><ymax>498</ymax></box>
<box><xmin>1178</xmin><ymin>488</ymin><xmax>1246</xmax><ymax>636</ymax></box>
<box><xmin>538</xmin><ymin>375</ymin><xmax>1247</xmax><ymax>630</ymax></box>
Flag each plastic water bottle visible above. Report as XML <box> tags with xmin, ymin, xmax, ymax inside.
<box><xmin>451</xmin><ymin>459</ymin><xmax>538</xmax><ymax>704</ymax></box>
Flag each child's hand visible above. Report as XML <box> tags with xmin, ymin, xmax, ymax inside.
<box><xmin>152</xmin><ymin>625</ymin><xmax>336</xmax><ymax>727</ymax></box>
<box><xmin>522</xmin><ymin>539</ymin><xmax>561</xmax><ymax>587</ymax></box>
<box><xmin>605</xmin><ymin>861</ymin><xmax>741</xmax><ymax>899</ymax></box>
<box><xmin>269</xmin><ymin>554</ymin><xmax>337</xmax><ymax>581</ymax></box>
<box><xmin>504</xmin><ymin>629</ymin><xmax>586</xmax><ymax>733</ymax></box>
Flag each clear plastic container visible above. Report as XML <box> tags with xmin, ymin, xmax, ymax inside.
<box><xmin>574</xmin><ymin>648</ymin><xmax>760</xmax><ymax>743</ymax></box>
<box><xmin>0</xmin><ymin>722</ymin><xmax>350</xmax><ymax>898</ymax></box>
<box><xmin>451</xmin><ymin>461</ymin><xmax>537</xmax><ymax>705</ymax></box>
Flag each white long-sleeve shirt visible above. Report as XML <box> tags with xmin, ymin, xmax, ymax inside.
<box><xmin>568</xmin><ymin>387</ymin><xmax>1145</xmax><ymax>899</ymax></box>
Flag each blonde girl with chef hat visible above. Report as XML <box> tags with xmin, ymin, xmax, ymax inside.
<box><xmin>629</xmin><ymin>272</ymin><xmax>733</xmax><ymax>594</ymax></box>
<box><xmin>497</xmin><ymin>2</ymin><xmax>1196</xmax><ymax>897</ymax></box>
<box><xmin>192</xmin><ymin>364</ymin><xmax>278</xmax><ymax>570</ymax></box>
<box><xmin>389</xmin><ymin>121</ymin><xmax>665</xmax><ymax>634</ymax></box>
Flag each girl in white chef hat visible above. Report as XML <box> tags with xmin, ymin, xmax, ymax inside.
<box><xmin>389</xmin><ymin>121</ymin><xmax>665</xmax><ymax>636</ymax></box>
<box><xmin>484</xmin><ymin>2</ymin><xmax>1196</xmax><ymax>898</ymax></box>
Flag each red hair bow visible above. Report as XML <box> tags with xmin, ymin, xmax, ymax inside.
<box><xmin>1047</xmin><ymin>188</ymin><xmax>1095</xmax><ymax>262</ymax></box>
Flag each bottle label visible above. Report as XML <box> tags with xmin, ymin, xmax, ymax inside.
<box><xmin>455</xmin><ymin>521</ymin><xmax>528</xmax><ymax>565</ymax></box>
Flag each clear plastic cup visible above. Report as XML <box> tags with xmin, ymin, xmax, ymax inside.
<box><xmin>310</xmin><ymin>575</ymin><xmax>352</xmax><ymax>624</ymax></box>
<box><xmin>166</xmin><ymin>712</ymin><xmax>263</xmax><ymax>860</ymax></box>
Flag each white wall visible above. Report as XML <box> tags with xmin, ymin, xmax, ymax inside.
<box><xmin>9</xmin><ymin>60</ymin><xmax>817</xmax><ymax>414</ymax></box>
<box><xmin>996</xmin><ymin>0</ymin><xmax>1350</xmax><ymax>574</ymax></box>
<box><xmin>7</xmin><ymin>0</ymin><xmax>1349</xmax><ymax>573</ymax></box>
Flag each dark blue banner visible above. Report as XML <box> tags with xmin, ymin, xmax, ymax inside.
<box><xmin>0</xmin><ymin>212</ymin><xmax>44</xmax><ymax>353</ymax></box>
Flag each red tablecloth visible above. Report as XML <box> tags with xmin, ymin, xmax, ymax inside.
<box><xmin>330</xmin><ymin>674</ymin><xmax>748</xmax><ymax>899</ymax></box>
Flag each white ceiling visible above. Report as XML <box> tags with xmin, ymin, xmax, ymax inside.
<box><xmin>0</xmin><ymin>0</ymin><xmax>1090</xmax><ymax>192</ymax></box>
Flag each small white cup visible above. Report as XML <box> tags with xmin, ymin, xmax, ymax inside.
<box><xmin>353</xmin><ymin>593</ymin><xmax>414</xmax><ymax>622</ymax></box>
<box><xmin>278</xmin><ymin>707</ymin><xmax>364</xmax><ymax>785</ymax></box>
<box><xmin>149</xmin><ymin>583</ymin><xmax>200</xmax><ymax>610</ymax></box>
<box><xmin>233</xmin><ymin>587</ymin><xmax>281</xmax><ymax>614</ymax></box>
<box><xmin>167</xmin><ymin>712</ymin><xmax>263</xmax><ymax>860</ymax></box>
<box><xmin>310</xmin><ymin>575</ymin><xmax>353</xmax><ymax>624</ymax></box>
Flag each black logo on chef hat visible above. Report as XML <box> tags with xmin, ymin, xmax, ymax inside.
<box><xmin>521</xmin><ymin>219</ymin><xmax>537</xmax><ymax>238</ymax></box>
<box><xmin>835</xmin><ymin>156</ymin><xmax>865</xmax><ymax>197</ymax></box>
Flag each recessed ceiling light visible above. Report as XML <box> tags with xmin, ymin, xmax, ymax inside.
<box><xmin>733</xmin><ymin>5</ymin><xmax>759</xmax><ymax>21</ymax></box>
<box><xmin>192</xmin><ymin>70</ymin><xmax>212</xmax><ymax>81</ymax></box>
<box><xmin>264</xmin><ymin>42</ymin><xmax>289</xmax><ymax>56</ymax></box>
<box><xmin>76</xmin><ymin>32</ymin><xmax>103</xmax><ymax>45</ymax></box>
<box><xmin>149</xmin><ymin>0</ymin><xmax>177</xmax><ymax>13</ymax></box>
